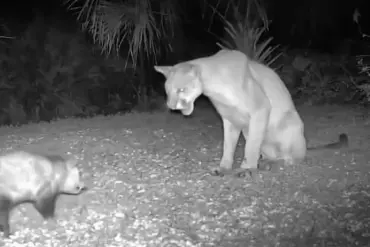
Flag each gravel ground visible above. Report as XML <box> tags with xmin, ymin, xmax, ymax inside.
<box><xmin>0</xmin><ymin>105</ymin><xmax>369</xmax><ymax>247</ymax></box>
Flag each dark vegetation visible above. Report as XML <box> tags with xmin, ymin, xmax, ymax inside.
<box><xmin>0</xmin><ymin>0</ymin><xmax>368</xmax><ymax>126</ymax></box>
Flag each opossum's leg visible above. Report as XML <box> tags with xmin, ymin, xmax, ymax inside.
<box><xmin>34</xmin><ymin>193</ymin><xmax>58</xmax><ymax>219</ymax></box>
<box><xmin>0</xmin><ymin>196</ymin><xmax>12</xmax><ymax>237</ymax></box>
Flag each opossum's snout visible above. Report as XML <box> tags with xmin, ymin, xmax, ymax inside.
<box><xmin>64</xmin><ymin>181</ymin><xmax>86</xmax><ymax>195</ymax></box>
<box><xmin>63</xmin><ymin>166</ymin><xmax>87</xmax><ymax>195</ymax></box>
<box><xmin>75</xmin><ymin>183</ymin><xmax>88</xmax><ymax>193</ymax></box>
<box><xmin>75</xmin><ymin>170</ymin><xmax>88</xmax><ymax>193</ymax></box>
<box><xmin>70</xmin><ymin>176</ymin><xmax>87</xmax><ymax>194</ymax></box>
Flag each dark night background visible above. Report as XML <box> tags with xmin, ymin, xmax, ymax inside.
<box><xmin>0</xmin><ymin>0</ymin><xmax>368</xmax><ymax>125</ymax></box>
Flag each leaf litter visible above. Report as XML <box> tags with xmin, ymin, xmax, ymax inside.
<box><xmin>0</xmin><ymin>106</ymin><xmax>369</xmax><ymax>246</ymax></box>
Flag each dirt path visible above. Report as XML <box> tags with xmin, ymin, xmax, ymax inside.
<box><xmin>0</xmin><ymin>105</ymin><xmax>369</xmax><ymax>247</ymax></box>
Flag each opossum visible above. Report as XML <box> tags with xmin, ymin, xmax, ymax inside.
<box><xmin>0</xmin><ymin>151</ymin><xmax>86</xmax><ymax>237</ymax></box>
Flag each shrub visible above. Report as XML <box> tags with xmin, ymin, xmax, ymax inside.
<box><xmin>0</xmin><ymin>18</ymin><xmax>130</xmax><ymax>125</ymax></box>
<box><xmin>217</xmin><ymin>4</ymin><xmax>282</xmax><ymax>67</ymax></box>
<box><xmin>353</xmin><ymin>8</ymin><xmax>370</xmax><ymax>103</ymax></box>
<box><xmin>355</xmin><ymin>55</ymin><xmax>370</xmax><ymax>102</ymax></box>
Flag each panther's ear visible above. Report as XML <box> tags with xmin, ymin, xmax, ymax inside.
<box><xmin>154</xmin><ymin>65</ymin><xmax>173</xmax><ymax>78</ymax></box>
<box><xmin>186</xmin><ymin>63</ymin><xmax>201</xmax><ymax>78</ymax></box>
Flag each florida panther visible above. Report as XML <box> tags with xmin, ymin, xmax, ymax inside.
<box><xmin>154</xmin><ymin>49</ymin><xmax>348</xmax><ymax>177</ymax></box>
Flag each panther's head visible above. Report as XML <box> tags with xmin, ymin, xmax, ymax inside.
<box><xmin>154</xmin><ymin>63</ymin><xmax>202</xmax><ymax>116</ymax></box>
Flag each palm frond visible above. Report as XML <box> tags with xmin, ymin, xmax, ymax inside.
<box><xmin>217</xmin><ymin>19</ymin><xmax>282</xmax><ymax>67</ymax></box>
<box><xmin>65</xmin><ymin>0</ymin><xmax>177</xmax><ymax>70</ymax></box>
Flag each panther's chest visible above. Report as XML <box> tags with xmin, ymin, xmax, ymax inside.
<box><xmin>209</xmin><ymin>98</ymin><xmax>250</xmax><ymax>127</ymax></box>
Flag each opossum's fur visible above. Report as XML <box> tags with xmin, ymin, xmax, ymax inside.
<box><xmin>0</xmin><ymin>151</ymin><xmax>86</xmax><ymax>237</ymax></box>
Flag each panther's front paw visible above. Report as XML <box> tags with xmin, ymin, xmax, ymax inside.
<box><xmin>210</xmin><ymin>167</ymin><xmax>231</xmax><ymax>177</ymax></box>
<box><xmin>231</xmin><ymin>168</ymin><xmax>257</xmax><ymax>179</ymax></box>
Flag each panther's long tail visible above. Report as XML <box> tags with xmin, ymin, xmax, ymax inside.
<box><xmin>307</xmin><ymin>133</ymin><xmax>349</xmax><ymax>151</ymax></box>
